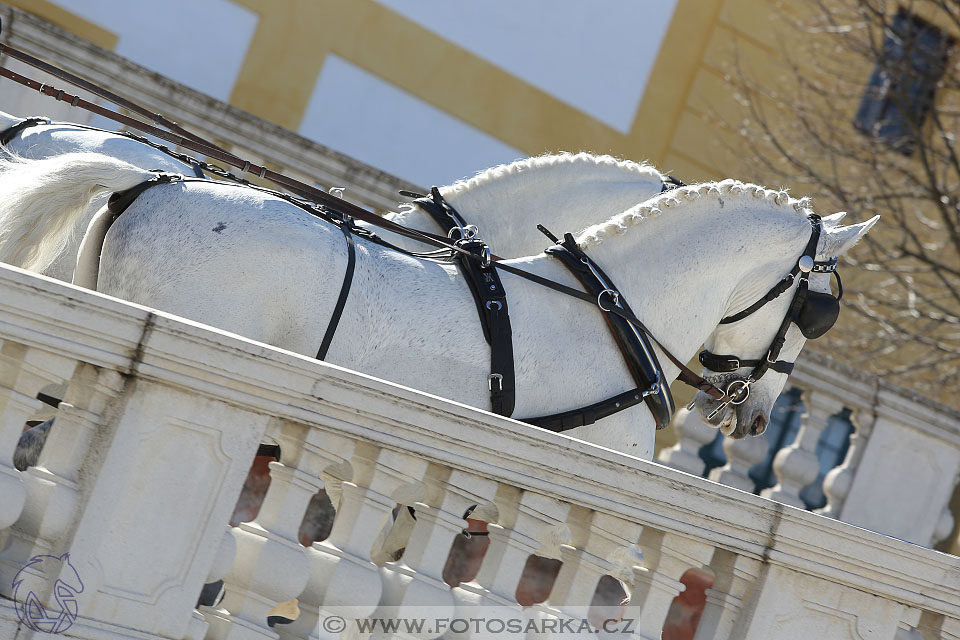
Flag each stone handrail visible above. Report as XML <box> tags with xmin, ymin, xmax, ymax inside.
<box><xmin>1</xmin><ymin>266</ymin><xmax>958</xmax><ymax>640</ymax></box>
<box><xmin>659</xmin><ymin>349</ymin><xmax>960</xmax><ymax>550</ymax></box>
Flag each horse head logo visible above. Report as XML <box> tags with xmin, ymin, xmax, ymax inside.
<box><xmin>12</xmin><ymin>552</ymin><xmax>84</xmax><ymax>634</ymax></box>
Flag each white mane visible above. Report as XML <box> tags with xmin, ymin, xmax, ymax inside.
<box><xmin>441</xmin><ymin>152</ymin><xmax>665</xmax><ymax>198</ymax></box>
<box><xmin>575</xmin><ymin>178</ymin><xmax>813</xmax><ymax>247</ymax></box>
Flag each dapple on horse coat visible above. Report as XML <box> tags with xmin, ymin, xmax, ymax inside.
<box><xmin>0</xmin><ymin>152</ymin><xmax>877</xmax><ymax>459</ymax></box>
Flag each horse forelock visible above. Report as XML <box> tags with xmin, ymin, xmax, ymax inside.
<box><xmin>440</xmin><ymin>152</ymin><xmax>664</xmax><ymax>199</ymax></box>
<box><xmin>574</xmin><ymin>179</ymin><xmax>815</xmax><ymax>248</ymax></box>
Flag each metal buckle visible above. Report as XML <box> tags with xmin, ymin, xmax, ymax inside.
<box><xmin>640</xmin><ymin>372</ymin><xmax>662</xmax><ymax>398</ymax></box>
<box><xmin>812</xmin><ymin>258</ymin><xmax>838</xmax><ymax>272</ymax></box>
<box><xmin>725</xmin><ymin>357</ymin><xmax>740</xmax><ymax>371</ymax></box>
<box><xmin>488</xmin><ymin>373</ymin><xmax>503</xmax><ymax>392</ymax></box>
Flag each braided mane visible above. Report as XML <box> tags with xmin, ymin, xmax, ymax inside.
<box><xmin>575</xmin><ymin>179</ymin><xmax>814</xmax><ymax>247</ymax></box>
<box><xmin>440</xmin><ymin>152</ymin><xmax>665</xmax><ymax>198</ymax></box>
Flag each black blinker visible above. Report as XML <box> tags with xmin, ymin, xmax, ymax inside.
<box><xmin>796</xmin><ymin>292</ymin><xmax>839</xmax><ymax>339</ymax></box>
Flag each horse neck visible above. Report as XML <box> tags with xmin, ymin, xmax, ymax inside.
<box><xmin>440</xmin><ymin>158</ymin><xmax>666</xmax><ymax>250</ymax></box>
<box><xmin>575</xmin><ymin>194</ymin><xmax>813</xmax><ymax>370</ymax></box>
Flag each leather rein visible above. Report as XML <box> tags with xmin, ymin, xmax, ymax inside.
<box><xmin>0</xmin><ymin>46</ymin><xmax>745</xmax><ymax>424</ymax></box>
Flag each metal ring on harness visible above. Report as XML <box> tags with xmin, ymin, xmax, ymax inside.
<box><xmin>726</xmin><ymin>378</ymin><xmax>752</xmax><ymax>404</ymax></box>
<box><xmin>486</xmin><ymin>300</ymin><xmax>502</xmax><ymax>311</ymax></box>
<box><xmin>448</xmin><ymin>224</ymin><xmax>479</xmax><ymax>242</ymax></box>
<box><xmin>597</xmin><ymin>288</ymin><xmax>620</xmax><ymax>311</ymax></box>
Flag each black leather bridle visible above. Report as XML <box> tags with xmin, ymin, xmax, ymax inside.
<box><xmin>697</xmin><ymin>214</ymin><xmax>842</xmax><ymax>420</ymax></box>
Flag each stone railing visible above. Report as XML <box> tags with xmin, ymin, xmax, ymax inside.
<box><xmin>0</xmin><ymin>4</ymin><xmax>420</xmax><ymax>212</ymax></box>
<box><xmin>659</xmin><ymin>351</ymin><xmax>960</xmax><ymax>550</ymax></box>
<box><xmin>1</xmin><ymin>267</ymin><xmax>959</xmax><ymax>640</ymax></box>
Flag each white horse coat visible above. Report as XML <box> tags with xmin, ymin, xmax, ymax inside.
<box><xmin>0</xmin><ymin>110</ymin><xmax>669</xmax><ymax>273</ymax></box>
<box><xmin>0</xmin><ymin>111</ymin><xmax>197</xmax><ymax>282</ymax></box>
<box><xmin>0</xmin><ymin>153</ymin><xmax>878</xmax><ymax>458</ymax></box>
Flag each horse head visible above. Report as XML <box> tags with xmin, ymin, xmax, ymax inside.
<box><xmin>693</xmin><ymin>212</ymin><xmax>878</xmax><ymax>439</ymax></box>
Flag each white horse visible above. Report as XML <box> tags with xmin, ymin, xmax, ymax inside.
<box><xmin>382</xmin><ymin>152</ymin><xmax>671</xmax><ymax>255</ymax></box>
<box><xmin>0</xmin><ymin>110</ymin><xmax>198</xmax><ymax>282</ymax></box>
<box><xmin>0</xmin><ymin>110</ymin><xmax>669</xmax><ymax>271</ymax></box>
<box><xmin>0</xmin><ymin>152</ymin><xmax>877</xmax><ymax>458</ymax></box>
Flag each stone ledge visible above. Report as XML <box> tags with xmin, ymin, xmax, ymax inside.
<box><xmin>1</xmin><ymin>264</ymin><xmax>958</xmax><ymax>617</ymax></box>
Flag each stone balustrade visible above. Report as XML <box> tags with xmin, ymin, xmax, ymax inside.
<box><xmin>9</xmin><ymin>5</ymin><xmax>956</xmax><ymax>556</ymax></box>
<box><xmin>659</xmin><ymin>350</ymin><xmax>960</xmax><ymax>551</ymax></box>
<box><xmin>1</xmin><ymin>266</ymin><xmax>959</xmax><ymax>640</ymax></box>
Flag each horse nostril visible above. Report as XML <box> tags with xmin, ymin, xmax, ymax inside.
<box><xmin>751</xmin><ymin>415</ymin><xmax>767</xmax><ymax>436</ymax></box>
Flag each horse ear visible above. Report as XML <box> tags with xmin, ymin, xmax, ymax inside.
<box><xmin>827</xmin><ymin>215</ymin><xmax>880</xmax><ymax>256</ymax></box>
<box><xmin>821</xmin><ymin>211</ymin><xmax>847</xmax><ymax>227</ymax></box>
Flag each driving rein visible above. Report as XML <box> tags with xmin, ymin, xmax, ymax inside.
<box><xmin>411</xmin><ymin>190</ymin><xmax>840</xmax><ymax>430</ymax></box>
<box><xmin>0</xmin><ymin>49</ymin><xmax>842</xmax><ymax>432</ymax></box>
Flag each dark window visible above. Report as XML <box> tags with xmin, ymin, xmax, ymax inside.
<box><xmin>853</xmin><ymin>9</ymin><xmax>953</xmax><ymax>154</ymax></box>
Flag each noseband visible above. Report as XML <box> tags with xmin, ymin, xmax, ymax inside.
<box><xmin>698</xmin><ymin>214</ymin><xmax>842</xmax><ymax>419</ymax></box>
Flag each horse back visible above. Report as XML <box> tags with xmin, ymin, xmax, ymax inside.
<box><xmin>96</xmin><ymin>180</ymin><xmax>351</xmax><ymax>355</ymax></box>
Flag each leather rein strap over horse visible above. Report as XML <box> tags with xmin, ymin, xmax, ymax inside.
<box><xmin>0</xmin><ymin>46</ymin><xmax>742</xmax><ymax>417</ymax></box>
<box><xmin>414</xmin><ymin>190</ymin><xmax>676</xmax><ymax>430</ymax></box>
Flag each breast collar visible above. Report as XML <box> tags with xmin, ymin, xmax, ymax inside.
<box><xmin>413</xmin><ymin>184</ymin><xmax>679</xmax><ymax>431</ymax></box>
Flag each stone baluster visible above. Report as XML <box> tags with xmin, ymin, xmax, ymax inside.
<box><xmin>206</xmin><ymin>420</ymin><xmax>325</xmax><ymax>640</ymax></box>
<box><xmin>377</xmin><ymin>463</ymin><xmax>498</xmax><ymax>626</ymax></box>
<box><xmin>939</xmin><ymin>616</ymin><xmax>960</xmax><ymax>640</ymax></box>
<box><xmin>916</xmin><ymin>609</ymin><xmax>960</xmax><ymax>640</ymax></box>
<box><xmin>277</xmin><ymin>440</ymin><xmax>435</xmax><ymax>640</ymax></box>
<box><xmin>895</xmin><ymin>626</ymin><xmax>924</xmax><ymax>640</ymax></box>
<box><xmin>763</xmin><ymin>390</ymin><xmax>845</xmax><ymax>509</ymax></box>
<box><xmin>709</xmin><ymin>435</ymin><xmax>768</xmax><ymax>493</ymax></box>
<box><xmin>818</xmin><ymin>404</ymin><xmax>876</xmax><ymax>518</ymax></box>
<box><xmin>2</xmin><ymin>363</ymin><xmax>124</xmax><ymax>584</ymax></box>
<box><xmin>693</xmin><ymin>549</ymin><xmax>761</xmax><ymax>640</ymax></box>
<box><xmin>624</xmin><ymin>529</ymin><xmax>714</xmax><ymax>640</ymax></box>
<box><xmin>0</xmin><ymin>340</ymin><xmax>77</xmax><ymax>586</ymax></box>
<box><xmin>933</xmin><ymin>485</ymin><xmax>958</xmax><ymax>549</ymax></box>
<box><xmin>658</xmin><ymin>408</ymin><xmax>719</xmax><ymax>476</ymax></box>
<box><xmin>185</xmin><ymin>526</ymin><xmax>240</xmax><ymax>640</ymax></box>
<box><xmin>450</xmin><ymin>486</ymin><xmax>571</xmax><ymax>639</ymax></box>
<box><xmin>543</xmin><ymin>509</ymin><xmax>643</xmax><ymax>628</ymax></box>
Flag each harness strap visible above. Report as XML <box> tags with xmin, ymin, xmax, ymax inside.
<box><xmin>454</xmin><ymin>239</ymin><xmax>516</xmax><ymax>417</ymax></box>
<box><xmin>104</xmin><ymin>173</ymin><xmax>359</xmax><ymax>364</ymax></box>
<box><xmin>413</xmin><ymin>189</ymin><xmax>515</xmax><ymax>416</ymax></box>
<box><xmin>528</xmin><ymin>387</ymin><xmax>649</xmax><ymax>433</ymax></box>
<box><xmin>316</xmin><ymin>219</ymin><xmax>357</xmax><ymax>360</ymax></box>
<box><xmin>702</xmin><ymin>215</ymin><xmax>823</xmax><ymax>387</ymax></box>
<box><xmin>0</xmin><ymin>116</ymin><xmax>49</xmax><ymax>145</ymax></box>
<box><xmin>526</xmin><ymin>234</ymin><xmax>674</xmax><ymax>430</ymax></box>
<box><xmin>698</xmin><ymin>351</ymin><xmax>794</xmax><ymax>375</ymax></box>
<box><xmin>415</xmin><ymin>187</ymin><xmax>472</xmax><ymax>238</ymax></box>
<box><xmin>0</xmin><ymin>36</ymin><xmax>226</xmax><ymax>152</ymax></box>
<box><xmin>107</xmin><ymin>173</ymin><xmax>181</xmax><ymax>217</ymax></box>
<box><xmin>0</xmin><ymin>57</ymin><xmax>726</xmax><ymax>407</ymax></box>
